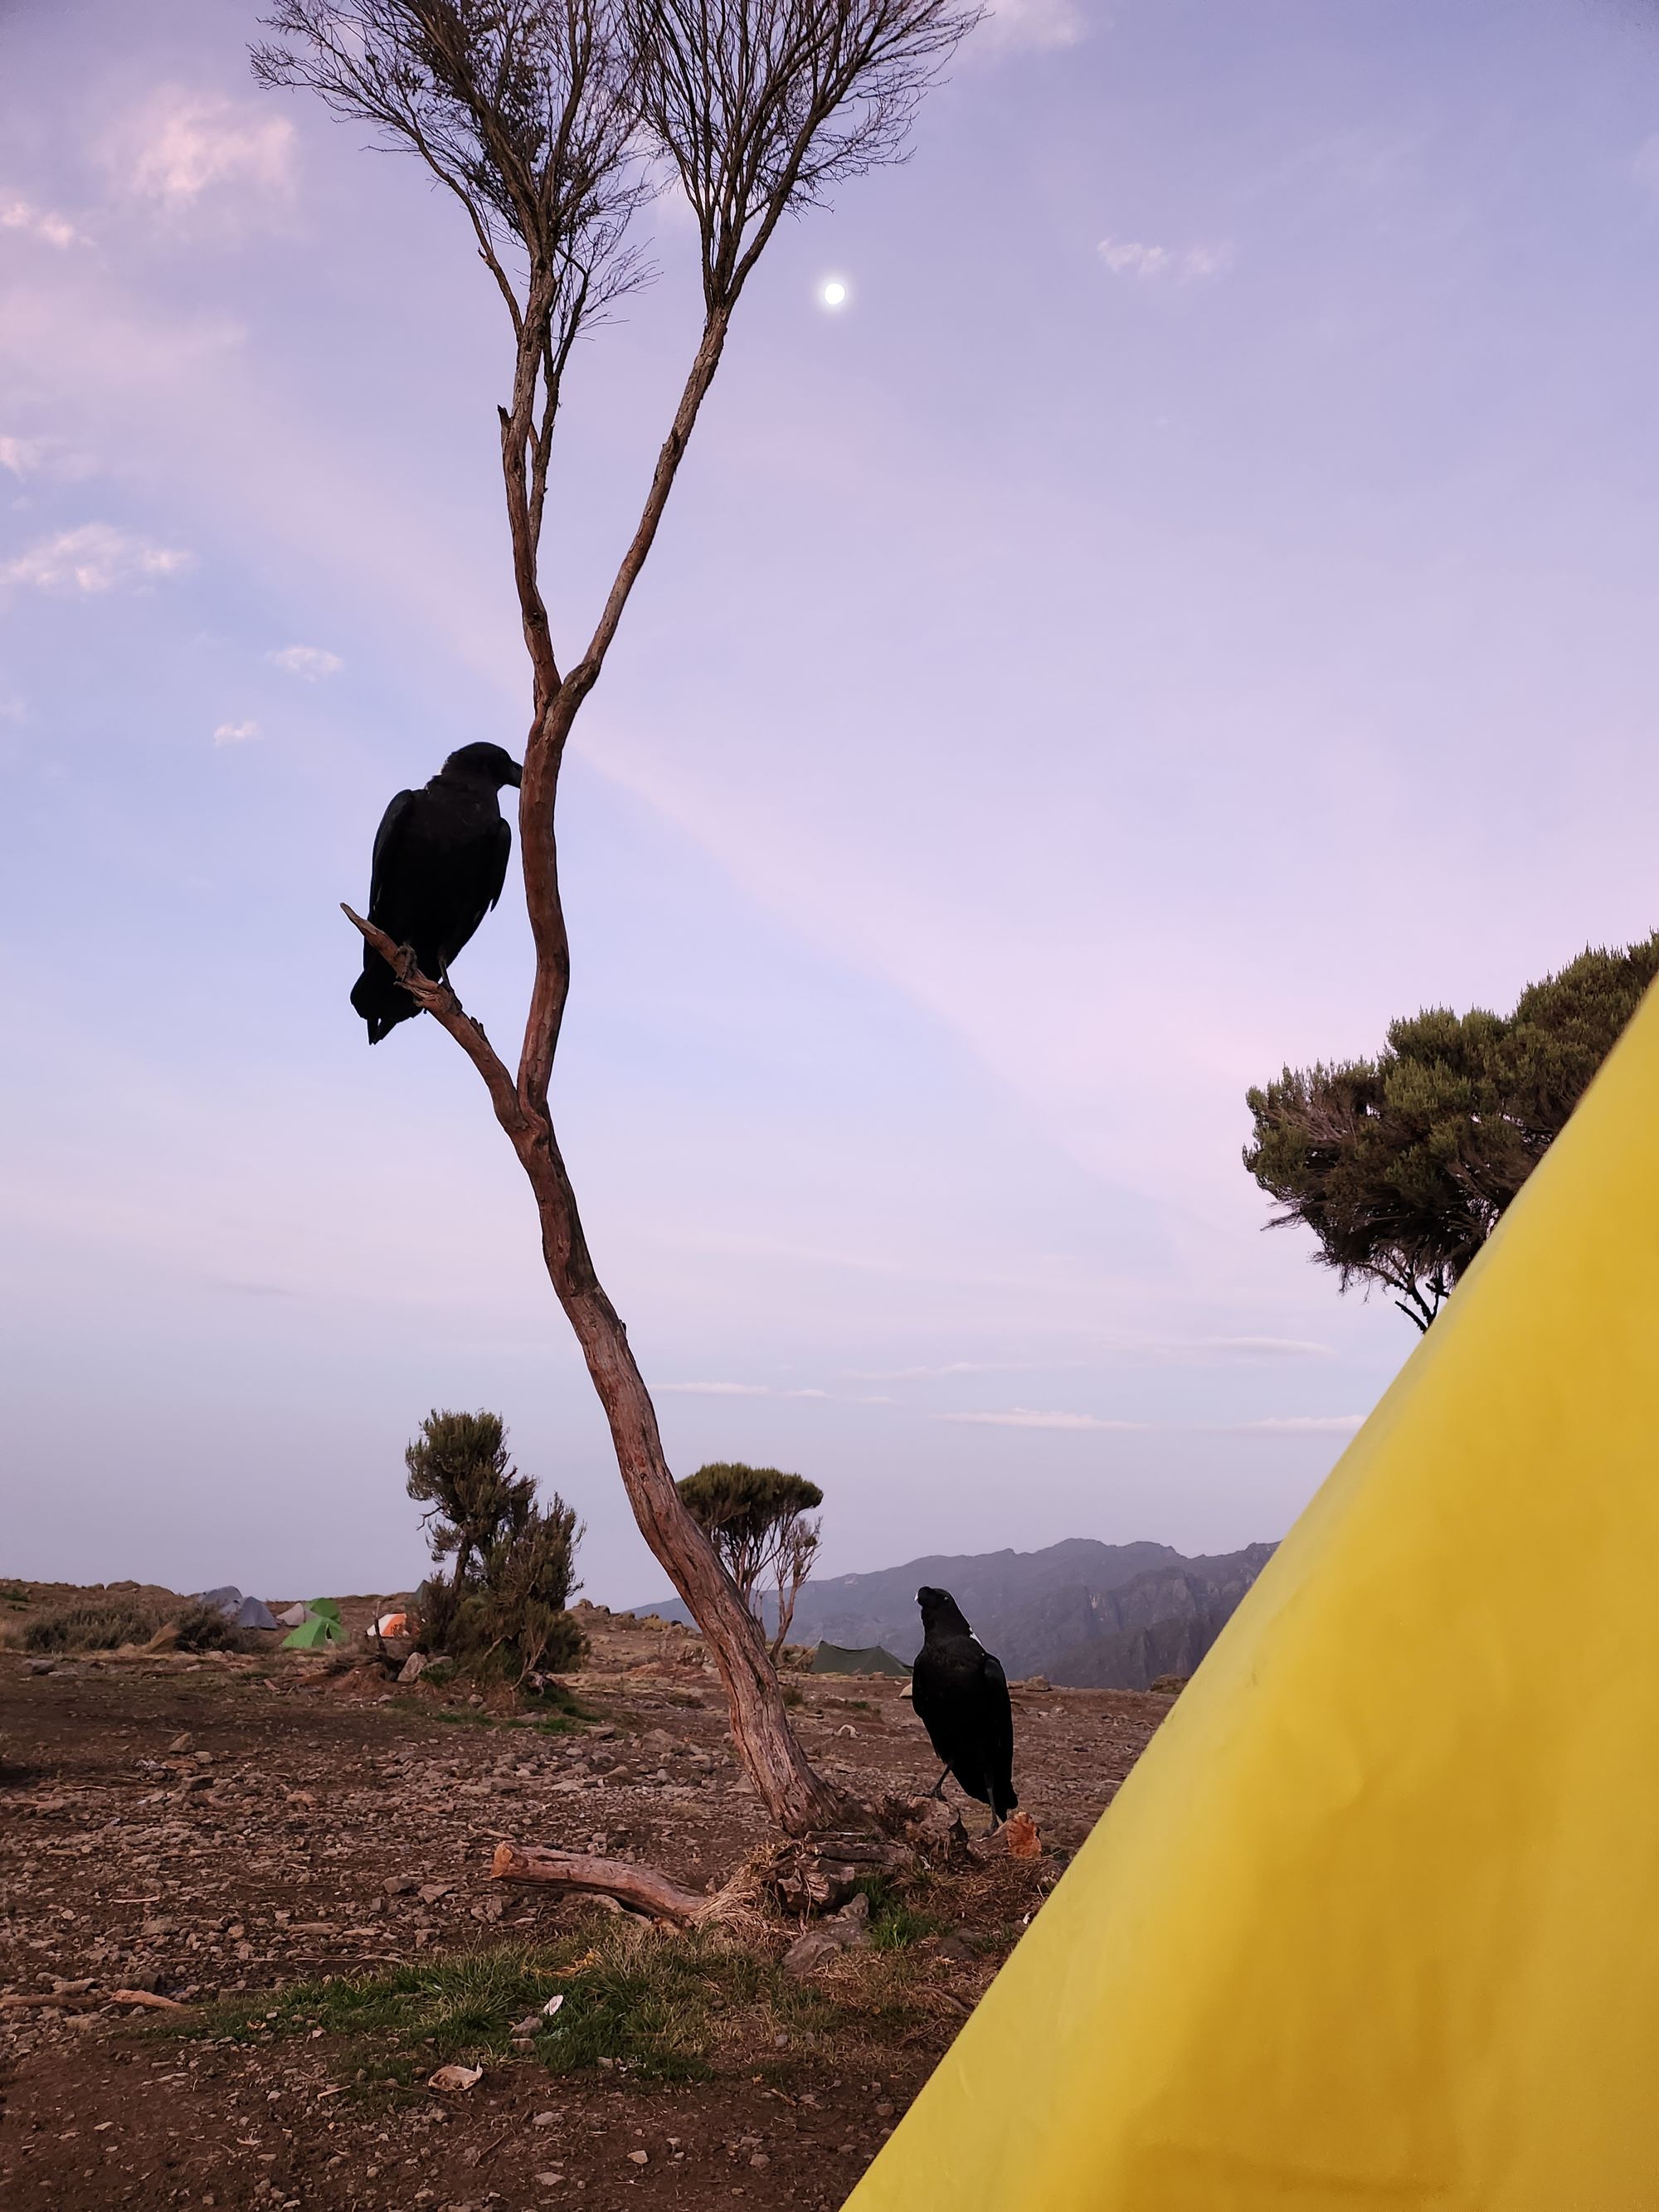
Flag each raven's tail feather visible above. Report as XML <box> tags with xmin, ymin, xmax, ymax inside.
<box><xmin>350</xmin><ymin>954</ymin><xmax>418</xmax><ymax>1044</ymax></box>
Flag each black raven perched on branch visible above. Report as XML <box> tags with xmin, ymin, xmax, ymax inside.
<box><xmin>350</xmin><ymin>742</ymin><xmax>523</xmax><ymax>1043</ymax></box>
<box><xmin>910</xmin><ymin>1585</ymin><xmax>1018</xmax><ymax>1826</ymax></box>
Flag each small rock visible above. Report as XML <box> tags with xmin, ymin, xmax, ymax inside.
<box><xmin>875</xmin><ymin>2100</ymin><xmax>895</xmax><ymax>2118</ymax></box>
<box><xmin>532</xmin><ymin>2111</ymin><xmax>558</xmax><ymax>2127</ymax></box>
<box><xmin>384</xmin><ymin>1875</ymin><xmax>421</xmax><ymax>1896</ymax></box>
<box><xmin>426</xmin><ymin>2063</ymin><xmax>483</xmax><ymax>2094</ymax></box>
<box><xmin>627</xmin><ymin>2150</ymin><xmax>649</xmax><ymax>2166</ymax></box>
<box><xmin>535</xmin><ymin>2174</ymin><xmax>565</xmax><ymax>2187</ymax></box>
<box><xmin>397</xmin><ymin>1650</ymin><xmax>427</xmax><ymax>1685</ymax></box>
<box><xmin>418</xmin><ymin>1882</ymin><xmax>453</xmax><ymax>1905</ymax></box>
<box><xmin>27</xmin><ymin>1657</ymin><xmax>55</xmax><ymax>1675</ymax></box>
<box><xmin>784</xmin><ymin>1927</ymin><xmax>853</xmax><ymax>1977</ymax></box>
<box><xmin>192</xmin><ymin>1749</ymin><xmax>214</xmax><ymax>1765</ymax></box>
<box><xmin>510</xmin><ymin>2013</ymin><xmax>542</xmax><ymax>2039</ymax></box>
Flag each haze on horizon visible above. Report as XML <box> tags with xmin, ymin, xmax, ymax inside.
<box><xmin>3</xmin><ymin>0</ymin><xmax>1658</xmax><ymax>1606</ymax></box>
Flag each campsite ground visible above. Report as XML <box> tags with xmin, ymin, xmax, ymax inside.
<box><xmin>0</xmin><ymin>1593</ymin><xmax>1171</xmax><ymax>2210</ymax></box>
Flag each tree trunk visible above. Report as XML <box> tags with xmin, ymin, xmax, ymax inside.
<box><xmin>510</xmin><ymin>1123</ymin><xmax>858</xmax><ymax>1837</ymax></box>
<box><xmin>346</xmin><ymin>927</ymin><xmax>859</xmax><ymax>1844</ymax></box>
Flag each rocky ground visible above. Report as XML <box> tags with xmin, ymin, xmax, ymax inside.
<box><xmin>0</xmin><ymin>1591</ymin><xmax>1171</xmax><ymax>2210</ymax></box>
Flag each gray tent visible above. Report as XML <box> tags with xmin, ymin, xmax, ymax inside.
<box><xmin>192</xmin><ymin>1586</ymin><xmax>278</xmax><ymax>1631</ymax></box>
<box><xmin>811</xmin><ymin>1641</ymin><xmax>912</xmax><ymax>1679</ymax></box>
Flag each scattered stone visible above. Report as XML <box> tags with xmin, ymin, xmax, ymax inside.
<box><xmin>626</xmin><ymin>2150</ymin><xmax>649</xmax><ymax>2166</ymax></box>
<box><xmin>426</xmin><ymin>2063</ymin><xmax>483</xmax><ymax>2094</ymax></box>
<box><xmin>27</xmin><ymin>1658</ymin><xmax>55</xmax><ymax>1675</ymax></box>
<box><xmin>532</xmin><ymin>2112</ymin><xmax>559</xmax><ymax>2128</ymax></box>
<box><xmin>398</xmin><ymin>1651</ymin><xmax>428</xmax><ymax>1685</ymax></box>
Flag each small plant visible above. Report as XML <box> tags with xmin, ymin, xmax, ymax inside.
<box><xmin>22</xmin><ymin>1600</ymin><xmax>167</xmax><ymax>1652</ymax></box>
<box><xmin>406</xmin><ymin>1409</ymin><xmax>586</xmax><ymax>1684</ymax></box>
<box><xmin>852</xmin><ymin>1873</ymin><xmax>942</xmax><ymax>1951</ymax></box>
<box><xmin>171</xmin><ymin>1602</ymin><xmax>255</xmax><ymax>1654</ymax></box>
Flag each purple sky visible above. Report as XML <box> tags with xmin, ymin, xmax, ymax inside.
<box><xmin>4</xmin><ymin>0</ymin><xmax>1659</xmax><ymax>1604</ymax></box>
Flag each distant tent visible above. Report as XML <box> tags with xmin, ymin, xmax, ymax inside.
<box><xmin>811</xmin><ymin>1641</ymin><xmax>912</xmax><ymax>1678</ymax></box>
<box><xmin>281</xmin><ymin>1599</ymin><xmax>344</xmax><ymax>1650</ymax></box>
<box><xmin>192</xmin><ymin>1586</ymin><xmax>278</xmax><ymax>1631</ymax></box>
<box><xmin>846</xmin><ymin>979</ymin><xmax>1659</xmax><ymax>2211</ymax></box>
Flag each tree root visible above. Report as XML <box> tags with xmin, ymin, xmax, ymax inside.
<box><xmin>489</xmin><ymin>1792</ymin><xmax>1006</xmax><ymax>1935</ymax></box>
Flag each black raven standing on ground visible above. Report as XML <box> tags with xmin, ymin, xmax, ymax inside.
<box><xmin>350</xmin><ymin>741</ymin><xmax>523</xmax><ymax>1043</ymax></box>
<box><xmin>910</xmin><ymin>1586</ymin><xmax>1019</xmax><ymax>1825</ymax></box>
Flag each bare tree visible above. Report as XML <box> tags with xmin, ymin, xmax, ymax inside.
<box><xmin>253</xmin><ymin>0</ymin><xmax>975</xmax><ymax>1838</ymax></box>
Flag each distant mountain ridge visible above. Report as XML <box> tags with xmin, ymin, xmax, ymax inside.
<box><xmin>633</xmin><ymin>1535</ymin><xmax>1277</xmax><ymax>1692</ymax></box>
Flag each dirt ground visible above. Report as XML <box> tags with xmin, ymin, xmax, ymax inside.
<box><xmin>0</xmin><ymin>1592</ymin><xmax>1170</xmax><ymax>2210</ymax></box>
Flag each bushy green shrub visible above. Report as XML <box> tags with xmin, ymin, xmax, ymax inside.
<box><xmin>22</xmin><ymin>1596</ymin><xmax>258</xmax><ymax>1655</ymax></box>
<box><xmin>171</xmin><ymin>1602</ymin><xmax>255</xmax><ymax>1654</ymax></box>
<box><xmin>406</xmin><ymin>1410</ymin><xmax>586</xmax><ymax>1685</ymax></box>
<box><xmin>23</xmin><ymin>1600</ymin><xmax>168</xmax><ymax>1652</ymax></box>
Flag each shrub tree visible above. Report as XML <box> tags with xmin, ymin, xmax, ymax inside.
<box><xmin>406</xmin><ymin>1408</ymin><xmax>586</xmax><ymax>1680</ymax></box>
<box><xmin>1244</xmin><ymin>934</ymin><xmax>1659</xmax><ymax>1328</ymax></box>
<box><xmin>676</xmin><ymin>1463</ymin><xmax>822</xmax><ymax>1657</ymax></box>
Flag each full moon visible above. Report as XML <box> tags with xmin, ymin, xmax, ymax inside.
<box><xmin>820</xmin><ymin>280</ymin><xmax>848</xmax><ymax>309</ymax></box>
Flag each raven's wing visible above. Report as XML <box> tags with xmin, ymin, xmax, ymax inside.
<box><xmin>367</xmin><ymin>789</ymin><xmax>416</xmax><ymax>919</ymax></box>
<box><xmin>487</xmin><ymin>813</ymin><xmax>511</xmax><ymax>912</ymax></box>
<box><xmin>443</xmin><ymin>816</ymin><xmax>513</xmax><ymax>965</ymax></box>
<box><xmin>980</xmin><ymin>1647</ymin><xmax>1014</xmax><ymax>1773</ymax></box>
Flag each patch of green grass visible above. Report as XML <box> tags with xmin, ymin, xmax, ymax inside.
<box><xmin>868</xmin><ymin>1902</ymin><xmax>942</xmax><ymax>1950</ymax></box>
<box><xmin>0</xmin><ymin>1581</ymin><xmax>32</xmax><ymax>1607</ymax></box>
<box><xmin>851</xmin><ymin>1873</ymin><xmax>942</xmax><ymax>1951</ymax></box>
<box><xmin>164</xmin><ymin>1922</ymin><xmax>860</xmax><ymax>2091</ymax></box>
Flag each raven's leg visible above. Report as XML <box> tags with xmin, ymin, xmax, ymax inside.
<box><xmin>928</xmin><ymin>1765</ymin><xmax>951</xmax><ymax>1801</ymax></box>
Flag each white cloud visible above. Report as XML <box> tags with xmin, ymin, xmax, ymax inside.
<box><xmin>1097</xmin><ymin>237</ymin><xmax>1233</xmax><ymax>283</ymax></box>
<box><xmin>1215</xmin><ymin>1414</ymin><xmax>1365</xmax><ymax>1436</ymax></box>
<box><xmin>845</xmin><ymin>1359</ymin><xmax>1050</xmax><ymax>1381</ymax></box>
<box><xmin>1</xmin><ymin>523</ymin><xmax>192</xmax><ymax>595</ymax></box>
<box><xmin>659</xmin><ymin>1380</ymin><xmax>839</xmax><ymax>1402</ymax></box>
<box><xmin>978</xmin><ymin>0</ymin><xmax>1087</xmax><ymax>52</ymax></box>
<box><xmin>213</xmin><ymin>719</ymin><xmax>261</xmax><ymax>746</ymax></box>
<box><xmin>938</xmin><ymin>1406</ymin><xmax>1364</xmax><ymax>1436</ymax></box>
<box><xmin>1189</xmin><ymin>1336</ymin><xmax>1331</xmax><ymax>1361</ymax></box>
<box><xmin>117</xmin><ymin>89</ymin><xmax>295</xmax><ymax>212</ymax></box>
<box><xmin>269</xmin><ymin>644</ymin><xmax>343</xmax><ymax>680</ymax></box>
<box><xmin>0</xmin><ymin>197</ymin><xmax>84</xmax><ymax>249</ymax></box>
<box><xmin>939</xmin><ymin>1407</ymin><xmax>1151</xmax><ymax>1432</ymax></box>
<box><xmin>0</xmin><ymin>433</ymin><xmax>96</xmax><ymax>483</ymax></box>
<box><xmin>661</xmin><ymin>1380</ymin><xmax>771</xmax><ymax>1396</ymax></box>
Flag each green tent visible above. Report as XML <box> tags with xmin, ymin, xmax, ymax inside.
<box><xmin>281</xmin><ymin>1599</ymin><xmax>343</xmax><ymax>1650</ymax></box>
<box><xmin>811</xmin><ymin>1641</ymin><xmax>912</xmax><ymax>1679</ymax></box>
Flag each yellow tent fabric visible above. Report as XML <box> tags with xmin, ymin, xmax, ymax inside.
<box><xmin>846</xmin><ymin>983</ymin><xmax>1659</xmax><ymax>2211</ymax></box>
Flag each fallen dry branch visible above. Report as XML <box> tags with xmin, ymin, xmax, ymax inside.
<box><xmin>489</xmin><ymin>1843</ymin><xmax>711</xmax><ymax>1926</ymax></box>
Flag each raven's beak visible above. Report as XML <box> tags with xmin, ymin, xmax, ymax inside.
<box><xmin>506</xmin><ymin>759</ymin><xmax>523</xmax><ymax>787</ymax></box>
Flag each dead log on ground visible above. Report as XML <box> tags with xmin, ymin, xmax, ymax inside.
<box><xmin>489</xmin><ymin>1843</ymin><xmax>711</xmax><ymax>1926</ymax></box>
